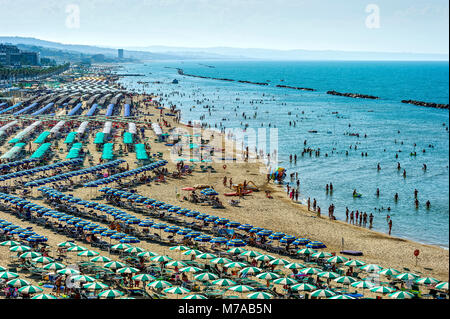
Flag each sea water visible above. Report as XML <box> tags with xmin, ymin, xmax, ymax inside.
<box><xmin>118</xmin><ymin>60</ymin><xmax>449</xmax><ymax>248</ymax></box>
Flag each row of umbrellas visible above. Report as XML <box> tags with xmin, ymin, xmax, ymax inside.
<box><xmin>0</xmin><ymin>158</ymin><xmax>38</xmax><ymax>171</ymax></box>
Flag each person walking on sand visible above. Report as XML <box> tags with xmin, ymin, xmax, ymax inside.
<box><xmin>312</xmin><ymin>198</ymin><xmax>317</xmax><ymax>211</ymax></box>
<box><xmin>350</xmin><ymin>211</ymin><xmax>354</xmax><ymax>224</ymax></box>
<box><xmin>223</xmin><ymin>176</ymin><xmax>227</xmax><ymax>187</ymax></box>
<box><xmin>229</xmin><ymin>178</ymin><xmax>233</xmax><ymax>189</ymax></box>
<box><xmin>345</xmin><ymin>207</ymin><xmax>349</xmax><ymax>222</ymax></box>
<box><xmin>388</xmin><ymin>219</ymin><xmax>393</xmax><ymax>235</ymax></box>
<box><xmin>307</xmin><ymin>198</ymin><xmax>311</xmax><ymax>211</ymax></box>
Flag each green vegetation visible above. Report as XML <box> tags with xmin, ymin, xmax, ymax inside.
<box><xmin>0</xmin><ymin>63</ymin><xmax>70</xmax><ymax>81</ymax></box>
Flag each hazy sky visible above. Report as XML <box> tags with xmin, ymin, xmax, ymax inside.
<box><xmin>0</xmin><ymin>0</ymin><xmax>448</xmax><ymax>53</ymax></box>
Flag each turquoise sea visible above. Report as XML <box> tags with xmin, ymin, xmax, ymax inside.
<box><xmin>118</xmin><ymin>61</ymin><xmax>449</xmax><ymax>248</ymax></box>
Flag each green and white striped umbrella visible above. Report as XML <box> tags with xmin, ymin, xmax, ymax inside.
<box><xmin>19</xmin><ymin>251</ymin><xmax>42</xmax><ymax>259</ymax></box>
<box><xmin>269</xmin><ymin>259</ymin><xmax>290</xmax><ymax>266</ymax></box>
<box><xmin>273</xmin><ymin>277</ymin><xmax>298</xmax><ymax>285</ymax></box>
<box><xmin>224</xmin><ymin>262</ymin><xmax>247</xmax><ymax>269</ymax></box>
<box><xmin>151</xmin><ymin>255</ymin><xmax>173</xmax><ymax>262</ymax></box>
<box><xmin>18</xmin><ymin>285</ymin><xmax>43</xmax><ymax>294</ymax></box>
<box><xmin>183</xmin><ymin>294</ymin><xmax>207</xmax><ymax>299</ymax></box>
<box><xmin>369</xmin><ymin>286</ymin><xmax>396</xmax><ymax>294</ymax></box>
<box><xmin>297</xmin><ymin>248</ymin><xmax>317</xmax><ymax>255</ymax></box>
<box><xmin>170</xmin><ymin>245</ymin><xmax>190</xmax><ymax>251</ymax></box>
<box><xmin>310</xmin><ymin>289</ymin><xmax>336</xmax><ymax>298</ymax></box>
<box><xmin>378</xmin><ymin>268</ymin><xmax>400</xmax><ymax>276</ymax></box>
<box><xmin>32</xmin><ymin>256</ymin><xmax>54</xmax><ymax>264</ymax></box>
<box><xmin>7</xmin><ymin>278</ymin><xmax>30</xmax><ymax>287</ymax></box>
<box><xmin>196</xmin><ymin>253</ymin><xmax>217</xmax><ymax>260</ymax></box>
<box><xmin>104</xmin><ymin>261</ymin><xmax>126</xmax><ymax>269</ymax></box>
<box><xmin>228</xmin><ymin>285</ymin><xmax>255</xmax><ymax>293</ymax></box>
<box><xmin>360</xmin><ymin>264</ymin><xmax>383</xmax><ymax>272</ymax></box>
<box><xmin>388</xmin><ymin>291</ymin><xmax>414</xmax><ymax>299</ymax></box>
<box><xmin>77</xmin><ymin>250</ymin><xmax>99</xmax><ymax>257</ymax></box>
<box><xmin>0</xmin><ymin>240</ymin><xmax>20</xmax><ymax>246</ymax></box>
<box><xmin>124</xmin><ymin>247</ymin><xmax>145</xmax><ymax>254</ymax></box>
<box><xmin>32</xmin><ymin>294</ymin><xmax>57</xmax><ymax>299</ymax></box>
<box><xmin>10</xmin><ymin>245</ymin><xmax>31</xmax><ymax>252</ymax></box>
<box><xmin>327</xmin><ymin>256</ymin><xmax>349</xmax><ymax>264</ymax></box>
<box><xmin>328</xmin><ymin>295</ymin><xmax>355</xmax><ymax>299</ymax></box>
<box><xmin>147</xmin><ymin>280</ymin><xmax>173</xmax><ymax>289</ymax></box>
<box><xmin>137</xmin><ymin>251</ymin><xmax>159</xmax><ymax>258</ymax></box>
<box><xmin>435</xmin><ymin>282</ymin><xmax>448</xmax><ymax>291</ymax></box>
<box><xmin>291</xmin><ymin>283</ymin><xmax>317</xmax><ymax>291</ymax></box>
<box><xmin>239</xmin><ymin>267</ymin><xmax>262</xmax><ymax>275</ymax></box>
<box><xmin>240</xmin><ymin>250</ymin><xmax>262</xmax><ymax>258</ymax></box>
<box><xmin>256</xmin><ymin>272</ymin><xmax>281</xmax><ymax>280</ymax></box>
<box><xmin>318</xmin><ymin>271</ymin><xmax>340</xmax><ymax>279</ymax></box>
<box><xmin>247</xmin><ymin>292</ymin><xmax>273</xmax><ymax>299</ymax></box>
<box><xmin>72</xmin><ymin>275</ymin><xmax>96</xmax><ymax>283</ymax></box>
<box><xmin>0</xmin><ymin>266</ymin><xmax>7</xmax><ymax>272</ymax></box>
<box><xmin>300</xmin><ymin>267</ymin><xmax>322</xmax><ymax>275</ymax></box>
<box><xmin>132</xmin><ymin>274</ymin><xmax>156</xmax><ymax>282</ymax></box>
<box><xmin>210</xmin><ymin>257</ymin><xmax>232</xmax><ymax>264</ymax></box>
<box><xmin>57</xmin><ymin>241</ymin><xmax>77</xmax><ymax>248</ymax></box>
<box><xmin>283</xmin><ymin>262</ymin><xmax>305</xmax><ymax>270</ymax></box>
<box><xmin>396</xmin><ymin>273</ymin><xmax>419</xmax><ymax>281</ymax></box>
<box><xmin>0</xmin><ymin>271</ymin><xmax>19</xmax><ymax>280</ymax></box>
<box><xmin>182</xmin><ymin>249</ymin><xmax>202</xmax><ymax>256</ymax></box>
<box><xmin>255</xmin><ymin>254</ymin><xmax>276</xmax><ymax>262</ymax></box>
<box><xmin>415</xmin><ymin>277</ymin><xmax>439</xmax><ymax>285</ymax></box>
<box><xmin>83</xmin><ymin>282</ymin><xmax>109</xmax><ymax>290</ymax></box>
<box><xmin>344</xmin><ymin>260</ymin><xmax>366</xmax><ymax>267</ymax></box>
<box><xmin>116</xmin><ymin>267</ymin><xmax>140</xmax><ymax>274</ymax></box>
<box><xmin>194</xmin><ymin>272</ymin><xmax>219</xmax><ymax>281</ymax></box>
<box><xmin>43</xmin><ymin>262</ymin><xmax>66</xmax><ymax>270</ymax></box>
<box><xmin>90</xmin><ymin>256</ymin><xmax>111</xmax><ymax>263</ymax></box>
<box><xmin>312</xmin><ymin>252</ymin><xmax>332</xmax><ymax>259</ymax></box>
<box><xmin>164</xmin><ymin>286</ymin><xmax>190</xmax><ymax>295</ymax></box>
<box><xmin>67</xmin><ymin>245</ymin><xmax>87</xmax><ymax>252</ymax></box>
<box><xmin>98</xmin><ymin>289</ymin><xmax>124</xmax><ymax>299</ymax></box>
<box><xmin>212</xmin><ymin>279</ymin><xmax>237</xmax><ymax>286</ymax></box>
<box><xmin>227</xmin><ymin>248</ymin><xmax>247</xmax><ymax>254</ymax></box>
<box><xmin>334</xmin><ymin>276</ymin><xmax>358</xmax><ymax>285</ymax></box>
<box><xmin>111</xmin><ymin>243</ymin><xmax>132</xmax><ymax>250</ymax></box>
<box><xmin>351</xmin><ymin>280</ymin><xmax>376</xmax><ymax>289</ymax></box>
<box><xmin>180</xmin><ymin>266</ymin><xmax>202</xmax><ymax>273</ymax></box>
<box><xmin>166</xmin><ymin>260</ymin><xmax>188</xmax><ymax>268</ymax></box>
<box><xmin>57</xmin><ymin>268</ymin><xmax>80</xmax><ymax>275</ymax></box>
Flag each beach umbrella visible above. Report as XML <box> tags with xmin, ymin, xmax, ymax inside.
<box><xmin>351</xmin><ymin>280</ymin><xmax>375</xmax><ymax>289</ymax></box>
<box><xmin>57</xmin><ymin>268</ymin><xmax>80</xmax><ymax>276</ymax></box>
<box><xmin>180</xmin><ymin>266</ymin><xmax>202</xmax><ymax>273</ymax></box>
<box><xmin>334</xmin><ymin>276</ymin><xmax>358</xmax><ymax>285</ymax></box>
<box><xmin>318</xmin><ymin>271</ymin><xmax>340</xmax><ymax>279</ymax></box>
<box><xmin>311</xmin><ymin>289</ymin><xmax>336</xmax><ymax>298</ymax></box>
<box><xmin>83</xmin><ymin>282</ymin><xmax>109</xmax><ymax>290</ymax></box>
<box><xmin>98</xmin><ymin>289</ymin><xmax>124</xmax><ymax>299</ymax></box>
<box><xmin>224</xmin><ymin>262</ymin><xmax>247</xmax><ymax>269</ymax></box>
<box><xmin>194</xmin><ymin>272</ymin><xmax>219</xmax><ymax>281</ymax></box>
<box><xmin>10</xmin><ymin>245</ymin><xmax>31</xmax><ymax>252</ymax></box>
<box><xmin>116</xmin><ymin>267</ymin><xmax>139</xmax><ymax>274</ymax></box>
<box><xmin>196</xmin><ymin>253</ymin><xmax>217</xmax><ymax>260</ymax></box>
<box><xmin>312</xmin><ymin>252</ymin><xmax>332</xmax><ymax>259</ymax></box>
<box><xmin>255</xmin><ymin>254</ymin><xmax>276</xmax><ymax>262</ymax></box>
<box><xmin>227</xmin><ymin>247</ymin><xmax>247</xmax><ymax>254</ymax></box>
<box><xmin>344</xmin><ymin>260</ymin><xmax>366</xmax><ymax>267</ymax></box>
<box><xmin>183</xmin><ymin>294</ymin><xmax>207</xmax><ymax>299</ymax></box>
<box><xmin>327</xmin><ymin>256</ymin><xmax>348</xmax><ymax>264</ymax></box>
<box><xmin>240</xmin><ymin>250</ymin><xmax>261</xmax><ymax>258</ymax></box>
<box><xmin>78</xmin><ymin>250</ymin><xmax>100</xmax><ymax>257</ymax></box>
<box><xmin>67</xmin><ymin>245</ymin><xmax>88</xmax><ymax>252</ymax></box>
<box><xmin>72</xmin><ymin>275</ymin><xmax>96</xmax><ymax>283</ymax></box>
<box><xmin>0</xmin><ymin>271</ymin><xmax>19</xmax><ymax>280</ymax></box>
<box><xmin>137</xmin><ymin>251</ymin><xmax>159</xmax><ymax>258</ymax></box>
<box><xmin>415</xmin><ymin>277</ymin><xmax>439</xmax><ymax>285</ymax></box>
<box><xmin>166</xmin><ymin>261</ymin><xmax>188</xmax><ymax>268</ymax></box>
<box><xmin>300</xmin><ymin>267</ymin><xmax>322</xmax><ymax>275</ymax></box>
<box><xmin>226</xmin><ymin>239</ymin><xmax>247</xmax><ymax>247</ymax></box>
<box><xmin>388</xmin><ymin>291</ymin><xmax>415</xmax><ymax>299</ymax></box>
<box><xmin>0</xmin><ymin>266</ymin><xmax>6</xmax><ymax>272</ymax></box>
<box><xmin>182</xmin><ymin>249</ymin><xmax>202</xmax><ymax>256</ymax></box>
<box><xmin>111</xmin><ymin>243</ymin><xmax>132</xmax><ymax>250</ymax></box>
<box><xmin>369</xmin><ymin>286</ymin><xmax>396</xmax><ymax>294</ymax></box>
<box><xmin>32</xmin><ymin>256</ymin><xmax>54</xmax><ymax>264</ymax></box>
<box><xmin>378</xmin><ymin>268</ymin><xmax>400</xmax><ymax>276</ymax></box>
<box><xmin>256</xmin><ymin>272</ymin><xmax>281</xmax><ymax>280</ymax></box>
<box><xmin>19</xmin><ymin>251</ymin><xmax>42</xmax><ymax>259</ymax></box>
<box><xmin>212</xmin><ymin>279</ymin><xmax>236</xmax><ymax>286</ymax></box>
<box><xmin>291</xmin><ymin>283</ymin><xmax>317</xmax><ymax>291</ymax></box>
<box><xmin>32</xmin><ymin>294</ymin><xmax>57</xmax><ymax>299</ymax></box>
<box><xmin>124</xmin><ymin>247</ymin><xmax>145</xmax><ymax>254</ymax></box>
<box><xmin>210</xmin><ymin>257</ymin><xmax>232</xmax><ymax>265</ymax></box>
<box><xmin>247</xmin><ymin>292</ymin><xmax>273</xmax><ymax>299</ymax></box>
<box><xmin>151</xmin><ymin>255</ymin><xmax>173</xmax><ymax>263</ymax></box>
<box><xmin>273</xmin><ymin>277</ymin><xmax>298</xmax><ymax>285</ymax></box>
<box><xmin>164</xmin><ymin>286</ymin><xmax>191</xmax><ymax>295</ymax></box>
<box><xmin>0</xmin><ymin>240</ymin><xmax>20</xmax><ymax>246</ymax></box>
<box><xmin>284</xmin><ymin>262</ymin><xmax>305</xmax><ymax>270</ymax></box>
<box><xmin>297</xmin><ymin>248</ymin><xmax>316</xmax><ymax>255</ymax></box>
<box><xmin>396</xmin><ymin>273</ymin><xmax>419</xmax><ymax>281</ymax></box>
<box><xmin>328</xmin><ymin>295</ymin><xmax>356</xmax><ymax>299</ymax></box>
<box><xmin>104</xmin><ymin>261</ymin><xmax>126</xmax><ymax>269</ymax></box>
<box><xmin>18</xmin><ymin>285</ymin><xmax>43</xmax><ymax>294</ymax></box>
<box><xmin>239</xmin><ymin>267</ymin><xmax>262</xmax><ymax>275</ymax></box>
<box><xmin>228</xmin><ymin>285</ymin><xmax>254</xmax><ymax>293</ymax></box>
<box><xmin>360</xmin><ymin>264</ymin><xmax>383</xmax><ymax>272</ymax></box>
<box><xmin>43</xmin><ymin>262</ymin><xmax>66</xmax><ymax>271</ymax></box>
<box><xmin>7</xmin><ymin>278</ymin><xmax>30</xmax><ymax>287</ymax></box>
<box><xmin>90</xmin><ymin>256</ymin><xmax>112</xmax><ymax>263</ymax></box>
<box><xmin>169</xmin><ymin>245</ymin><xmax>190</xmax><ymax>251</ymax></box>
<box><xmin>132</xmin><ymin>274</ymin><xmax>156</xmax><ymax>282</ymax></box>
<box><xmin>147</xmin><ymin>280</ymin><xmax>173</xmax><ymax>289</ymax></box>
<box><xmin>435</xmin><ymin>282</ymin><xmax>448</xmax><ymax>291</ymax></box>
<box><xmin>269</xmin><ymin>259</ymin><xmax>290</xmax><ymax>267</ymax></box>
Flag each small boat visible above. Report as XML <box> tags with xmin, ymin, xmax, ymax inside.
<box><xmin>308</xmin><ymin>130</ymin><xmax>318</xmax><ymax>133</ymax></box>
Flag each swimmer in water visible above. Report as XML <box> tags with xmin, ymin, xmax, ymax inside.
<box><xmin>394</xmin><ymin>193</ymin><xmax>399</xmax><ymax>201</ymax></box>
<box><xmin>423</xmin><ymin>164</ymin><xmax>427</xmax><ymax>171</ymax></box>
<box><xmin>376</xmin><ymin>188</ymin><xmax>380</xmax><ymax>197</ymax></box>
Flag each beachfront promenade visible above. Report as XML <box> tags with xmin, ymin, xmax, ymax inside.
<box><xmin>0</xmin><ymin>71</ymin><xmax>448</xmax><ymax>300</ymax></box>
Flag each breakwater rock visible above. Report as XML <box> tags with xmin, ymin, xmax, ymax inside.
<box><xmin>401</xmin><ymin>100</ymin><xmax>449</xmax><ymax>109</ymax></box>
<box><xmin>327</xmin><ymin>90</ymin><xmax>379</xmax><ymax>99</ymax></box>
<box><xmin>276</xmin><ymin>85</ymin><xmax>315</xmax><ymax>91</ymax></box>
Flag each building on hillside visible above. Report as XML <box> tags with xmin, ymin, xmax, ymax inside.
<box><xmin>0</xmin><ymin>44</ymin><xmax>40</xmax><ymax>66</ymax></box>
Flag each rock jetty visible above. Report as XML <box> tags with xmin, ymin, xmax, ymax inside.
<box><xmin>326</xmin><ymin>90</ymin><xmax>379</xmax><ymax>99</ymax></box>
<box><xmin>401</xmin><ymin>100</ymin><xmax>449</xmax><ymax>109</ymax></box>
